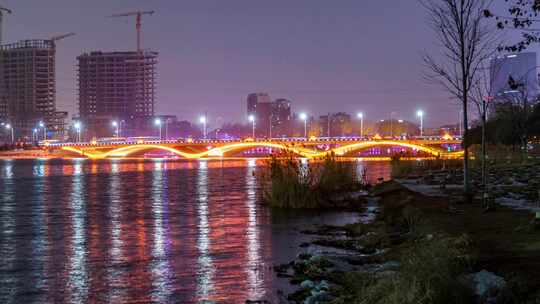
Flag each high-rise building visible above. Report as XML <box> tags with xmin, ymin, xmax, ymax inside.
<box><xmin>490</xmin><ymin>52</ymin><xmax>538</xmax><ymax>100</ymax></box>
<box><xmin>77</xmin><ymin>51</ymin><xmax>158</xmax><ymax>138</ymax></box>
<box><xmin>272</xmin><ymin>98</ymin><xmax>291</xmax><ymax>137</ymax></box>
<box><xmin>319</xmin><ymin>112</ymin><xmax>352</xmax><ymax>137</ymax></box>
<box><xmin>246</xmin><ymin>93</ymin><xmax>293</xmax><ymax>137</ymax></box>
<box><xmin>247</xmin><ymin>93</ymin><xmax>271</xmax><ymax>116</ymax></box>
<box><xmin>0</xmin><ymin>39</ymin><xmax>60</xmax><ymax>138</ymax></box>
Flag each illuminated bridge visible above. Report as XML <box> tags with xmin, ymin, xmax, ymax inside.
<box><xmin>46</xmin><ymin>136</ymin><xmax>464</xmax><ymax>160</ymax></box>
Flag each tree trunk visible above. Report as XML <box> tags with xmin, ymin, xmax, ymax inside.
<box><xmin>482</xmin><ymin>99</ymin><xmax>487</xmax><ymax>189</ymax></box>
<box><xmin>461</xmin><ymin>23</ymin><xmax>472</xmax><ymax>200</ymax></box>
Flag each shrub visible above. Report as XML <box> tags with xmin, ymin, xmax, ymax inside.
<box><xmin>330</xmin><ymin>235</ymin><xmax>474</xmax><ymax>304</ymax></box>
<box><xmin>371</xmin><ymin>236</ymin><xmax>472</xmax><ymax>304</ymax></box>
<box><xmin>258</xmin><ymin>152</ymin><xmax>359</xmax><ymax>208</ymax></box>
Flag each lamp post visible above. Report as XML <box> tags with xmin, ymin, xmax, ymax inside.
<box><xmin>299</xmin><ymin>113</ymin><xmax>308</xmax><ymax>138</ymax></box>
<box><xmin>269</xmin><ymin>114</ymin><xmax>273</xmax><ymax>139</ymax></box>
<box><xmin>5</xmin><ymin>123</ymin><xmax>13</xmax><ymax>143</ymax></box>
<box><xmin>199</xmin><ymin>115</ymin><xmax>207</xmax><ymax>139</ymax></box>
<box><xmin>357</xmin><ymin>112</ymin><xmax>364</xmax><ymax>138</ymax></box>
<box><xmin>417</xmin><ymin>110</ymin><xmax>424</xmax><ymax>137</ymax></box>
<box><xmin>164</xmin><ymin>118</ymin><xmax>169</xmax><ymax>140</ymax></box>
<box><xmin>112</xmin><ymin>121</ymin><xmax>120</xmax><ymax>138</ymax></box>
<box><xmin>154</xmin><ymin>118</ymin><xmax>162</xmax><ymax>139</ymax></box>
<box><xmin>74</xmin><ymin>121</ymin><xmax>82</xmax><ymax>142</ymax></box>
<box><xmin>33</xmin><ymin>128</ymin><xmax>38</xmax><ymax>142</ymax></box>
<box><xmin>39</xmin><ymin>121</ymin><xmax>46</xmax><ymax>140</ymax></box>
<box><xmin>248</xmin><ymin>115</ymin><xmax>255</xmax><ymax>139</ymax></box>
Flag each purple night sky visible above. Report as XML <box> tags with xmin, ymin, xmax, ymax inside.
<box><xmin>3</xmin><ymin>0</ymin><xmax>531</xmax><ymax>127</ymax></box>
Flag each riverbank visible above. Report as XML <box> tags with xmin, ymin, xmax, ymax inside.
<box><xmin>0</xmin><ymin>149</ymin><xmax>51</xmax><ymax>159</ymax></box>
<box><xmin>276</xmin><ymin>180</ymin><xmax>540</xmax><ymax>303</ymax></box>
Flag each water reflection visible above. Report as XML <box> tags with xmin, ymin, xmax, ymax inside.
<box><xmin>151</xmin><ymin>159</ymin><xmax>172</xmax><ymax>303</ymax></box>
<box><xmin>246</xmin><ymin>159</ymin><xmax>265</xmax><ymax>299</ymax></box>
<box><xmin>196</xmin><ymin>160</ymin><xmax>214</xmax><ymax>301</ymax></box>
<box><xmin>68</xmin><ymin>160</ymin><xmax>88</xmax><ymax>303</ymax></box>
<box><xmin>0</xmin><ymin>159</ymin><xmax>391</xmax><ymax>303</ymax></box>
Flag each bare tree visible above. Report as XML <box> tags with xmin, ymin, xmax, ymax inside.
<box><xmin>421</xmin><ymin>0</ymin><xmax>498</xmax><ymax>198</ymax></box>
<box><xmin>469</xmin><ymin>59</ymin><xmax>502</xmax><ymax>208</ymax></box>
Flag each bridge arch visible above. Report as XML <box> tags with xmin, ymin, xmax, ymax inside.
<box><xmin>325</xmin><ymin>141</ymin><xmax>445</xmax><ymax>158</ymax></box>
<box><xmin>62</xmin><ymin>142</ymin><xmax>317</xmax><ymax>159</ymax></box>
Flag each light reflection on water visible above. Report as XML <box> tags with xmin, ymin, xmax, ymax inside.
<box><xmin>0</xmin><ymin>158</ymin><xmax>390</xmax><ymax>303</ymax></box>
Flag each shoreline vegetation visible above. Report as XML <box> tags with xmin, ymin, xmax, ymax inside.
<box><xmin>258</xmin><ymin>152</ymin><xmax>367</xmax><ymax>209</ymax></box>
<box><xmin>260</xmin><ymin>155</ymin><xmax>540</xmax><ymax>304</ymax></box>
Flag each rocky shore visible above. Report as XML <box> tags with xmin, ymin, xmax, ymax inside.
<box><xmin>272</xmin><ymin>178</ymin><xmax>540</xmax><ymax>304</ymax></box>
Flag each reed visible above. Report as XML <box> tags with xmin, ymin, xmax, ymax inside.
<box><xmin>259</xmin><ymin>152</ymin><xmax>358</xmax><ymax>208</ymax></box>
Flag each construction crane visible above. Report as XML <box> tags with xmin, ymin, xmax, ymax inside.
<box><xmin>108</xmin><ymin>11</ymin><xmax>154</xmax><ymax>52</ymax></box>
<box><xmin>50</xmin><ymin>32</ymin><xmax>76</xmax><ymax>45</ymax></box>
<box><xmin>0</xmin><ymin>6</ymin><xmax>12</xmax><ymax>45</ymax></box>
<box><xmin>51</xmin><ymin>32</ymin><xmax>76</xmax><ymax>42</ymax></box>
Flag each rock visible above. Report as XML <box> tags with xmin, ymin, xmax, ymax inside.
<box><xmin>465</xmin><ymin>270</ymin><xmax>507</xmax><ymax>302</ymax></box>
<box><xmin>309</xmin><ymin>254</ymin><xmax>323</xmax><ymax>263</ymax></box>
<box><xmin>300</xmin><ymin>279</ymin><xmax>315</xmax><ymax>290</ymax></box>
<box><xmin>381</xmin><ymin>261</ymin><xmax>401</xmax><ymax>269</ymax></box>
<box><xmin>304</xmin><ymin>289</ymin><xmax>331</xmax><ymax>304</ymax></box>
<box><xmin>315</xmin><ymin>280</ymin><xmax>330</xmax><ymax>291</ymax></box>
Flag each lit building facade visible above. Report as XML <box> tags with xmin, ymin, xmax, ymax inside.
<box><xmin>0</xmin><ymin>39</ymin><xmax>63</xmax><ymax>139</ymax></box>
<box><xmin>246</xmin><ymin>93</ymin><xmax>293</xmax><ymax>137</ymax></box>
<box><xmin>319</xmin><ymin>112</ymin><xmax>352</xmax><ymax>137</ymax></box>
<box><xmin>271</xmin><ymin>98</ymin><xmax>291</xmax><ymax>137</ymax></box>
<box><xmin>78</xmin><ymin>51</ymin><xmax>158</xmax><ymax>138</ymax></box>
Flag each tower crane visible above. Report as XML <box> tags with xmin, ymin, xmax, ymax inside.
<box><xmin>0</xmin><ymin>6</ymin><xmax>12</xmax><ymax>45</ymax></box>
<box><xmin>49</xmin><ymin>32</ymin><xmax>76</xmax><ymax>49</ymax></box>
<box><xmin>108</xmin><ymin>11</ymin><xmax>154</xmax><ymax>52</ymax></box>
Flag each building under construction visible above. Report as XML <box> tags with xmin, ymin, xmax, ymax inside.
<box><xmin>0</xmin><ymin>39</ymin><xmax>66</xmax><ymax>139</ymax></box>
<box><xmin>77</xmin><ymin>51</ymin><xmax>158</xmax><ymax>138</ymax></box>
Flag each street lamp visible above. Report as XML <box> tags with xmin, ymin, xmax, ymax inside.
<box><xmin>248</xmin><ymin>115</ymin><xmax>255</xmax><ymax>139</ymax></box>
<box><xmin>417</xmin><ymin>110</ymin><xmax>424</xmax><ymax>137</ymax></box>
<box><xmin>5</xmin><ymin>123</ymin><xmax>13</xmax><ymax>143</ymax></box>
<box><xmin>357</xmin><ymin>112</ymin><xmax>364</xmax><ymax>138</ymax></box>
<box><xmin>164</xmin><ymin>118</ymin><xmax>170</xmax><ymax>140</ymax></box>
<box><xmin>112</xmin><ymin>121</ymin><xmax>119</xmax><ymax>138</ymax></box>
<box><xmin>299</xmin><ymin>113</ymin><xmax>308</xmax><ymax>138</ymax></box>
<box><xmin>39</xmin><ymin>121</ymin><xmax>46</xmax><ymax>140</ymax></box>
<box><xmin>74</xmin><ymin>121</ymin><xmax>82</xmax><ymax>142</ymax></box>
<box><xmin>199</xmin><ymin>116</ymin><xmax>207</xmax><ymax>139</ymax></box>
<box><xmin>154</xmin><ymin>118</ymin><xmax>162</xmax><ymax>139</ymax></box>
<box><xmin>33</xmin><ymin>128</ymin><xmax>38</xmax><ymax>142</ymax></box>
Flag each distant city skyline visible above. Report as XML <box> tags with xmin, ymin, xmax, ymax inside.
<box><xmin>1</xmin><ymin>0</ymin><xmax>535</xmax><ymax>127</ymax></box>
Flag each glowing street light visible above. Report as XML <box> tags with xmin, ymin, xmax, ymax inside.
<box><xmin>199</xmin><ymin>115</ymin><xmax>207</xmax><ymax>139</ymax></box>
<box><xmin>248</xmin><ymin>115</ymin><xmax>255</xmax><ymax>139</ymax></box>
<box><xmin>299</xmin><ymin>113</ymin><xmax>308</xmax><ymax>138</ymax></box>
<box><xmin>154</xmin><ymin>118</ymin><xmax>162</xmax><ymax>139</ymax></box>
<box><xmin>39</xmin><ymin>121</ymin><xmax>46</xmax><ymax>140</ymax></box>
<box><xmin>357</xmin><ymin>112</ymin><xmax>364</xmax><ymax>138</ymax></box>
<box><xmin>112</xmin><ymin>120</ymin><xmax>120</xmax><ymax>137</ymax></box>
<box><xmin>5</xmin><ymin>123</ymin><xmax>13</xmax><ymax>143</ymax></box>
<box><xmin>74</xmin><ymin>121</ymin><xmax>82</xmax><ymax>142</ymax></box>
<box><xmin>32</xmin><ymin>128</ymin><xmax>38</xmax><ymax>142</ymax></box>
<box><xmin>417</xmin><ymin>110</ymin><xmax>424</xmax><ymax>137</ymax></box>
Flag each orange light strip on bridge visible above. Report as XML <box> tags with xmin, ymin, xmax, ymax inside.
<box><xmin>60</xmin><ymin>140</ymin><xmax>463</xmax><ymax>160</ymax></box>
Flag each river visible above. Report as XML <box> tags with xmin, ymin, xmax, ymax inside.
<box><xmin>0</xmin><ymin>158</ymin><xmax>390</xmax><ymax>303</ymax></box>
